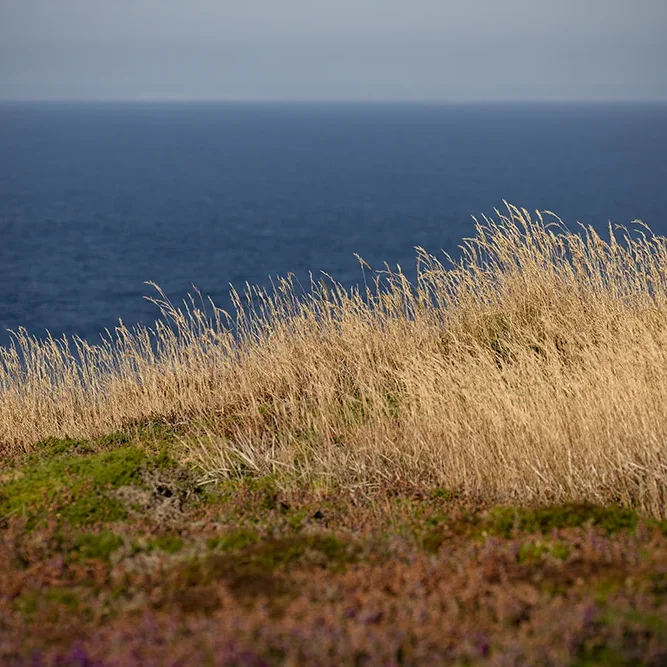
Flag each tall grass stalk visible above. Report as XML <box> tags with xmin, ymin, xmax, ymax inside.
<box><xmin>2</xmin><ymin>204</ymin><xmax>667</xmax><ymax>515</ymax></box>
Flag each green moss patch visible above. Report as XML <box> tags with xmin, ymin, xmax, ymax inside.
<box><xmin>413</xmin><ymin>503</ymin><xmax>639</xmax><ymax>552</ymax></box>
<box><xmin>486</xmin><ymin>504</ymin><xmax>638</xmax><ymax>538</ymax></box>
<box><xmin>148</xmin><ymin>534</ymin><xmax>185</xmax><ymax>554</ymax></box>
<box><xmin>207</xmin><ymin>528</ymin><xmax>260</xmax><ymax>552</ymax></box>
<box><xmin>517</xmin><ymin>539</ymin><xmax>571</xmax><ymax>564</ymax></box>
<box><xmin>71</xmin><ymin>530</ymin><xmax>124</xmax><ymax>561</ymax></box>
<box><xmin>0</xmin><ymin>441</ymin><xmax>193</xmax><ymax>528</ymax></box>
<box><xmin>28</xmin><ymin>436</ymin><xmax>95</xmax><ymax>461</ymax></box>
<box><xmin>0</xmin><ymin>446</ymin><xmax>146</xmax><ymax>527</ymax></box>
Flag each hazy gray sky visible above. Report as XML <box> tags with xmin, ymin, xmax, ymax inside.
<box><xmin>1</xmin><ymin>0</ymin><xmax>666</xmax><ymax>101</ymax></box>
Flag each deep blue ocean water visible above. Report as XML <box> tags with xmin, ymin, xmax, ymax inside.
<box><xmin>1</xmin><ymin>101</ymin><xmax>666</xmax><ymax>346</ymax></box>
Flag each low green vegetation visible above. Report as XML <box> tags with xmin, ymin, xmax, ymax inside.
<box><xmin>0</xmin><ymin>436</ymin><xmax>197</xmax><ymax>529</ymax></box>
<box><xmin>207</xmin><ymin>527</ymin><xmax>260</xmax><ymax>551</ymax></box>
<box><xmin>1</xmin><ymin>431</ymin><xmax>666</xmax><ymax>664</ymax></box>
<box><xmin>72</xmin><ymin>530</ymin><xmax>124</xmax><ymax>561</ymax></box>
<box><xmin>0</xmin><ymin>443</ymin><xmax>146</xmax><ymax>527</ymax></box>
<box><xmin>517</xmin><ymin>539</ymin><xmax>571</xmax><ymax>564</ymax></box>
<box><xmin>486</xmin><ymin>504</ymin><xmax>639</xmax><ymax>538</ymax></box>
<box><xmin>148</xmin><ymin>534</ymin><xmax>185</xmax><ymax>554</ymax></box>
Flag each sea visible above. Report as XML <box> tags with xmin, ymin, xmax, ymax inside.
<box><xmin>1</xmin><ymin>101</ymin><xmax>666</xmax><ymax>346</ymax></box>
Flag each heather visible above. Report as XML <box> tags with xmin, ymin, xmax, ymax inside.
<box><xmin>1</xmin><ymin>437</ymin><xmax>667</xmax><ymax>665</ymax></box>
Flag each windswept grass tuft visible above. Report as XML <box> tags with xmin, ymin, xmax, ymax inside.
<box><xmin>2</xmin><ymin>203</ymin><xmax>667</xmax><ymax>515</ymax></box>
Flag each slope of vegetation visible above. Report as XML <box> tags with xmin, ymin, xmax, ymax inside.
<box><xmin>2</xmin><ymin>204</ymin><xmax>667</xmax><ymax>663</ymax></box>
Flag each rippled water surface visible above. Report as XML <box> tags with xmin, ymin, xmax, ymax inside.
<box><xmin>1</xmin><ymin>102</ymin><xmax>666</xmax><ymax>344</ymax></box>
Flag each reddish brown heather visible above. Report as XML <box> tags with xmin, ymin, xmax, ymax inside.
<box><xmin>1</xmin><ymin>481</ymin><xmax>666</xmax><ymax>666</ymax></box>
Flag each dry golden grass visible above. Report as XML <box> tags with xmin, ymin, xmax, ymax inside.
<box><xmin>2</xmin><ymin>203</ymin><xmax>667</xmax><ymax>516</ymax></box>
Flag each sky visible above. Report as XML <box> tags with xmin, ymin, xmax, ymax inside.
<box><xmin>1</xmin><ymin>0</ymin><xmax>666</xmax><ymax>102</ymax></box>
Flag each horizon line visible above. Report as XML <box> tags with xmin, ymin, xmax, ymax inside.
<box><xmin>1</xmin><ymin>96</ymin><xmax>667</xmax><ymax>105</ymax></box>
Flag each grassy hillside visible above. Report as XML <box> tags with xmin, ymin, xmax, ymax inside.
<box><xmin>2</xmin><ymin>203</ymin><xmax>666</xmax><ymax>515</ymax></box>
<box><xmin>2</xmin><ymin>204</ymin><xmax>667</xmax><ymax>664</ymax></box>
